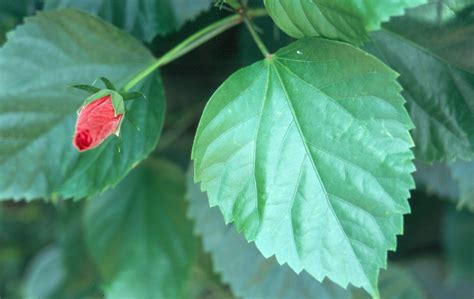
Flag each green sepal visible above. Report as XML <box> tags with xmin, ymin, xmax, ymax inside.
<box><xmin>100</xmin><ymin>77</ymin><xmax>117</xmax><ymax>90</ymax></box>
<box><xmin>79</xmin><ymin>89</ymin><xmax>126</xmax><ymax>137</ymax></box>
<box><xmin>80</xmin><ymin>89</ymin><xmax>125</xmax><ymax>116</ymax></box>
<box><xmin>124</xmin><ymin>109</ymin><xmax>141</xmax><ymax>132</ymax></box>
<box><xmin>71</xmin><ymin>84</ymin><xmax>101</xmax><ymax>94</ymax></box>
<box><xmin>121</xmin><ymin>91</ymin><xmax>145</xmax><ymax>101</ymax></box>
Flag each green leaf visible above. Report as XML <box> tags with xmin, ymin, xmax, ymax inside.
<box><xmin>84</xmin><ymin>160</ymin><xmax>196</xmax><ymax>299</ymax></box>
<box><xmin>449</xmin><ymin>161</ymin><xmax>474</xmax><ymax>211</ymax></box>
<box><xmin>353</xmin><ymin>265</ymin><xmax>426</xmax><ymax>299</ymax></box>
<box><xmin>22</xmin><ymin>210</ymin><xmax>102</xmax><ymax>299</ymax></box>
<box><xmin>443</xmin><ymin>208</ymin><xmax>474</xmax><ymax>282</ymax></box>
<box><xmin>263</xmin><ymin>0</ymin><xmax>427</xmax><ymax>45</ymax></box>
<box><xmin>0</xmin><ymin>0</ymin><xmax>34</xmax><ymax>44</ymax></box>
<box><xmin>192</xmin><ymin>38</ymin><xmax>415</xmax><ymax>297</ymax></box>
<box><xmin>414</xmin><ymin>162</ymin><xmax>459</xmax><ymax>200</ymax></box>
<box><xmin>366</xmin><ymin>2</ymin><xmax>474</xmax><ymax>162</ymax></box>
<box><xmin>186</xmin><ymin>168</ymin><xmax>350</xmax><ymax>299</ymax></box>
<box><xmin>413</xmin><ymin>160</ymin><xmax>474</xmax><ymax>212</ymax></box>
<box><xmin>0</xmin><ymin>9</ymin><xmax>165</xmax><ymax>201</ymax></box>
<box><xmin>23</xmin><ymin>246</ymin><xmax>67</xmax><ymax>299</ymax></box>
<box><xmin>407</xmin><ymin>257</ymin><xmax>474</xmax><ymax>299</ymax></box>
<box><xmin>45</xmin><ymin>0</ymin><xmax>213</xmax><ymax>42</ymax></box>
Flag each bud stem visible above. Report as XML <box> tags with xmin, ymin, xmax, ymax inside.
<box><xmin>123</xmin><ymin>8</ymin><xmax>268</xmax><ymax>92</ymax></box>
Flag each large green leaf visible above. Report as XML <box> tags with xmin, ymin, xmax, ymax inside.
<box><xmin>186</xmin><ymin>168</ymin><xmax>349</xmax><ymax>299</ymax></box>
<box><xmin>192</xmin><ymin>38</ymin><xmax>415</xmax><ymax>297</ymax></box>
<box><xmin>84</xmin><ymin>160</ymin><xmax>196</xmax><ymax>299</ymax></box>
<box><xmin>366</xmin><ymin>2</ymin><xmax>474</xmax><ymax>162</ymax></box>
<box><xmin>443</xmin><ymin>208</ymin><xmax>474</xmax><ymax>281</ymax></box>
<box><xmin>263</xmin><ymin>0</ymin><xmax>426</xmax><ymax>45</ymax></box>
<box><xmin>0</xmin><ymin>9</ymin><xmax>165</xmax><ymax>201</ymax></box>
<box><xmin>45</xmin><ymin>0</ymin><xmax>213</xmax><ymax>42</ymax></box>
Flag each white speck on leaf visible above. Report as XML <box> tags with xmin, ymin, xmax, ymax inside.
<box><xmin>296</xmin><ymin>50</ymin><xmax>303</xmax><ymax>55</ymax></box>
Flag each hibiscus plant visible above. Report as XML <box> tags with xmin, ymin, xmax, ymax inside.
<box><xmin>0</xmin><ymin>0</ymin><xmax>473</xmax><ymax>298</ymax></box>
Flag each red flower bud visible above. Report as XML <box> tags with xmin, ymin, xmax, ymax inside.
<box><xmin>73</xmin><ymin>95</ymin><xmax>124</xmax><ymax>152</ymax></box>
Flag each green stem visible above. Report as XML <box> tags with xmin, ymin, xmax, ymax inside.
<box><xmin>242</xmin><ymin>12</ymin><xmax>271</xmax><ymax>58</ymax></box>
<box><xmin>123</xmin><ymin>8</ymin><xmax>268</xmax><ymax>92</ymax></box>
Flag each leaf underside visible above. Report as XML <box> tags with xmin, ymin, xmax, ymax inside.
<box><xmin>193</xmin><ymin>38</ymin><xmax>415</xmax><ymax>297</ymax></box>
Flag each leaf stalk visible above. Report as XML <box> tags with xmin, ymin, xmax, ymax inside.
<box><xmin>123</xmin><ymin>8</ymin><xmax>268</xmax><ymax>92</ymax></box>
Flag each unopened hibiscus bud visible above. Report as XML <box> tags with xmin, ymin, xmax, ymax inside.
<box><xmin>73</xmin><ymin>90</ymin><xmax>125</xmax><ymax>152</ymax></box>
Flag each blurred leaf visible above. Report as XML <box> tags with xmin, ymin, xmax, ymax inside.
<box><xmin>366</xmin><ymin>2</ymin><xmax>474</xmax><ymax>162</ymax></box>
<box><xmin>21</xmin><ymin>202</ymin><xmax>101</xmax><ymax>299</ymax></box>
<box><xmin>186</xmin><ymin>168</ymin><xmax>349</xmax><ymax>299</ymax></box>
<box><xmin>84</xmin><ymin>160</ymin><xmax>196</xmax><ymax>299</ymax></box>
<box><xmin>353</xmin><ymin>265</ymin><xmax>426</xmax><ymax>299</ymax></box>
<box><xmin>414</xmin><ymin>162</ymin><xmax>459</xmax><ymax>200</ymax></box>
<box><xmin>193</xmin><ymin>38</ymin><xmax>414</xmax><ymax>297</ymax></box>
<box><xmin>413</xmin><ymin>160</ymin><xmax>474</xmax><ymax>212</ymax></box>
<box><xmin>45</xmin><ymin>0</ymin><xmax>213</xmax><ymax>42</ymax></box>
<box><xmin>443</xmin><ymin>208</ymin><xmax>474</xmax><ymax>281</ymax></box>
<box><xmin>0</xmin><ymin>0</ymin><xmax>35</xmax><ymax>44</ymax></box>
<box><xmin>449</xmin><ymin>160</ymin><xmax>474</xmax><ymax>211</ymax></box>
<box><xmin>407</xmin><ymin>257</ymin><xmax>474</xmax><ymax>299</ymax></box>
<box><xmin>0</xmin><ymin>202</ymin><xmax>56</xmax><ymax>298</ymax></box>
<box><xmin>23</xmin><ymin>246</ymin><xmax>66</xmax><ymax>299</ymax></box>
<box><xmin>263</xmin><ymin>0</ymin><xmax>426</xmax><ymax>45</ymax></box>
<box><xmin>0</xmin><ymin>10</ymin><xmax>165</xmax><ymax>201</ymax></box>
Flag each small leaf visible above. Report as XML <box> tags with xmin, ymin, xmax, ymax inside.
<box><xmin>193</xmin><ymin>38</ymin><xmax>415</xmax><ymax>297</ymax></box>
<box><xmin>99</xmin><ymin>77</ymin><xmax>116</xmax><ymax>90</ymax></box>
<box><xmin>186</xmin><ymin>168</ymin><xmax>350</xmax><ymax>299</ymax></box>
<box><xmin>71</xmin><ymin>84</ymin><xmax>101</xmax><ymax>94</ymax></box>
<box><xmin>84</xmin><ymin>160</ymin><xmax>196</xmax><ymax>299</ymax></box>
<box><xmin>263</xmin><ymin>0</ymin><xmax>427</xmax><ymax>45</ymax></box>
